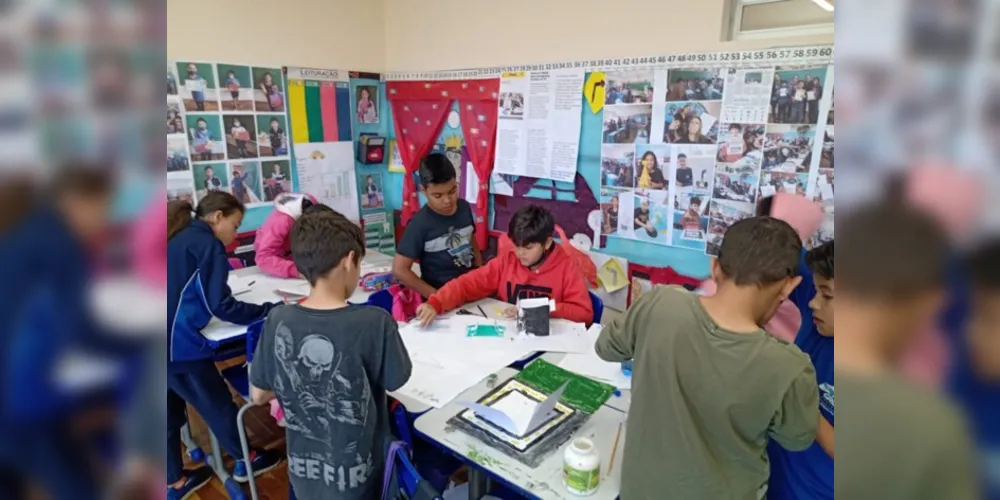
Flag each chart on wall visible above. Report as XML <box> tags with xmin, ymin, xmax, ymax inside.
<box><xmin>167</xmin><ymin>61</ymin><xmax>291</xmax><ymax>208</ymax></box>
<box><xmin>285</xmin><ymin>67</ymin><xmax>359</xmax><ymax>221</ymax></box>
<box><xmin>597</xmin><ymin>64</ymin><xmax>834</xmax><ymax>255</ymax></box>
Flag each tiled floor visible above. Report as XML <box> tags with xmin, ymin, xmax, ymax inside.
<box><xmin>180</xmin><ymin>358</ymin><xmax>291</xmax><ymax>500</ymax></box>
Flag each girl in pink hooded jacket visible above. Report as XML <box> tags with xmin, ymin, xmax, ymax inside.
<box><xmin>253</xmin><ymin>193</ymin><xmax>318</xmax><ymax>278</ymax></box>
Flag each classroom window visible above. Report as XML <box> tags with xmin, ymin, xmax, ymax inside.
<box><xmin>726</xmin><ymin>0</ymin><xmax>834</xmax><ymax>41</ymax></box>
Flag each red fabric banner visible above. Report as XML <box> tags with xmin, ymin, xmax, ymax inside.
<box><xmin>389</xmin><ymin>100</ymin><xmax>451</xmax><ymax>225</ymax></box>
<box><xmin>458</xmin><ymin>100</ymin><xmax>498</xmax><ymax>250</ymax></box>
<box><xmin>387</xmin><ymin>79</ymin><xmax>500</xmax><ymax>102</ymax></box>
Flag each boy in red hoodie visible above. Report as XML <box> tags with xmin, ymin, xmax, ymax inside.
<box><xmin>415</xmin><ymin>204</ymin><xmax>593</xmax><ymax>326</ymax></box>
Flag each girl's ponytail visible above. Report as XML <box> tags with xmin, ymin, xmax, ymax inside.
<box><xmin>167</xmin><ymin>200</ymin><xmax>194</xmax><ymax>240</ymax></box>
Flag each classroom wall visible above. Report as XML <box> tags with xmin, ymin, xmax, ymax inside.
<box><xmin>383</xmin><ymin>0</ymin><xmax>833</xmax><ymax>71</ymax></box>
<box><xmin>167</xmin><ymin>0</ymin><xmax>386</xmax><ymax>70</ymax></box>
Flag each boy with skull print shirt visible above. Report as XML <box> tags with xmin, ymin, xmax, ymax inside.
<box><xmin>251</xmin><ymin>211</ymin><xmax>412</xmax><ymax>500</ymax></box>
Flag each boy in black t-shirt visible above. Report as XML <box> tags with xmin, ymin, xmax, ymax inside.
<box><xmin>393</xmin><ymin>153</ymin><xmax>482</xmax><ymax>298</ymax></box>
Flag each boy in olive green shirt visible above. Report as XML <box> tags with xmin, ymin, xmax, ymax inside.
<box><xmin>596</xmin><ymin>216</ymin><xmax>819</xmax><ymax>500</ymax></box>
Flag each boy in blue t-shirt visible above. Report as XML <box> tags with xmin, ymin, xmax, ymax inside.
<box><xmin>767</xmin><ymin>240</ymin><xmax>834</xmax><ymax>500</ymax></box>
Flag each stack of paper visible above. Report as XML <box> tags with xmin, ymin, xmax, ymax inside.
<box><xmin>458</xmin><ymin>381</ymin><xmax>569</xmax><ymax>437</ymax></box>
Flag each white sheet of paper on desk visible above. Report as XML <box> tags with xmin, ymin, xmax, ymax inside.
<box><xmin>518</xmin><ymin>297</ymin><xmax>555</xmax><ymax>311</ymax></box>
<box><xmin>459</xmin><ymin>381</ymin><xmax>569</xmax><ymax>436</ymax></box>
<box><xmin>512</xmin><ymin>319</ymin><xmax>590</xmax><ymax>353</ymax></box>
<box><xmin>228</xmin><ymin>275</ymin><xmax>254</xmax><ymax>296</ymax></box>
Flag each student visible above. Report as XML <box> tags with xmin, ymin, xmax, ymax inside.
<box><xmin>249</xmin><ymin>211</ymin><xmax>412</xmax><ymax>500</ymax></box>
<box><xmin>393</xmin><ymin>153</ymin><xmax>481</xmax><ymax>298</ymax></box>
<box><xmin>167</xmin><ymin>107</ymin><xmax>183</xmax><ymax>134</ymax></box>
<box><xmin>230</xmin><ymin>117</ymin><xmax>250</xmax><ymax>158</ymax></box>
<box><xmin>268</xmin><ymin>118</ymin><xmax>287</xmax><ymax>155</ymax></box>
<box><xmin>254</xmin><ymin>193</ymin><xmax>333</xmax><ymax>278</ymax></box>
<box><xmin>186</xmin><ymin>63</ymin><xmax>206</xmax><ymax>111</ymax></box>
<box><xmin>636</xmin><ymin>151</ymin><xmax>666</xmax><ymax>189</ymax></box>
<box><xmin>202</xmin><ymin>165</ymin><xmax>222</xmax><ymax>192</ymax></box>
<box><xmin>718</xmin><ymin>124</ymin><xmax>746</xmax><ymax>161</ymax></box>
<box><xmin>766</xmin><ymin>240</ymin><xmax>834</xmax><ymax>500</ymax></box>
<box><xmin>950</xmin><ymin>240</ymin><xmax>1000</xmax><ymax>499</ymax></box>
<box><xmin>678</xmin><ymin>115</ymin><xmax>713</xmax><ymax>144</ymax></box>
<box><xmin>225</xmin><ymin>70</ymin><xmax>241</xmax><ymax>109</ymax></box>
<box><xmin>166</xmin><ymin>191</ymin><xmax>283</xmax><ymax>500</ymax></box>
<box><xmin>415</xmin><ymin>204</ymin><xmax>592</xmax><ymax>326</ymax></box>
<box><xmin>595</xmin><ymin>216</ymin><xmax>819</xmax><ymax>500</ymax></box>
<box><xmin>231</xmin><ymin>167</ymin><xmax>250</xmax><ymax>203</ymax></box>
<box><xmin>791</xmin><ymin>80</ymin><xmax>807</xmax><ymax>124</ymax></box>
<box><xmin>835</xmin><ymin>203</ymin><xmax>977</xmax><ymax>500</ymax></box>
<box><xmin>674</xmin><ymin>153</ymin><xmax>692</xmax><ymax>187</ymax></box>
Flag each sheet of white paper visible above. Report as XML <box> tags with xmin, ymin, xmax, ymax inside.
<box><xmin>295</xmin><ymin>142</ymin><xmax>360</xmax><ymax>222</ymax></box>
<box><xmin>524</xmin><ymin>381</ymin><xmax>569</xmax><ymax>433</ymax></box>
<box><xmin>760</xmin><ymin>184</ymin><xmax>777</xmax><ymax>198</ymax></box>
<box><xmin>490</xmin><ymin>173</ymin><xmax>514</xmax><ymax>196</ymax></box>
<box><xmin>228</xmin><ymin>275</ymin><xmax>254</xmax><ymax>296</ymax></box>
<box><xmin>464</xmin><ymin>161</ymin><xmax>479</xmax><ymax>202</ymax></box>
<box><xmin>820</xmin><ymin>183</ymin><xmax>834</xmax><ymax>200</ymax></box>
<box><xmin>459</xmin><ymin>400</ymin><xmax>523</xmax><ymax>435</ymax></box>
<box><xmin>558</xmin><ymin>353</ymin><xmax>632</xmax><ymax>390</ymax></box>
<box><xmin>201</xmin><ymin>317</ymin><xmax>252</xmax><ymax>342</ymax></box>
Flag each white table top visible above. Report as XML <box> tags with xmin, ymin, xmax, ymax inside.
<box><xmin>414</xmin><ymin>368</ymin><xmax>627</xmax><ymax>500</ymax></box>
<box><xmin>539</xmin><ymin>353</ymin><xmax>632</xmax><ymax>414</ymax></box>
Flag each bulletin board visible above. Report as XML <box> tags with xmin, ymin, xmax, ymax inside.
<box><xmin>167</xmin><ymin>61</ymin><xmax>293</xmax><ymax>209</ymax></box>
<box><xmin>381</xmin><ymin>46</ymin><xmax>835</xmax><ymax>268</ymax></box>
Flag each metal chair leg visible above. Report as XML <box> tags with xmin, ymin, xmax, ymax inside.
<box><xmin>237</xmin><ymin>402</ymin><xmax>258</xmax><ymax>500</ymax></box>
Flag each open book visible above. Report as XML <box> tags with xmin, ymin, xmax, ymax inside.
<box><xmin>458</xmin><ymin>381</ymin><xmax>569</xmax><ymax>437</ymax></box>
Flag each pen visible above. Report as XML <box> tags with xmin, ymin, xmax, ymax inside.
<box><xmin>477</xmin><ymin>305</ymin><xmax>487</xmax><ymax>318</ymax></box>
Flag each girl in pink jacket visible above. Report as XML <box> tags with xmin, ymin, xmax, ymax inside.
<box><xmin>253</xmin><ymin>193</ymin><xmax>318</xmax><ymax>278</ymax></box>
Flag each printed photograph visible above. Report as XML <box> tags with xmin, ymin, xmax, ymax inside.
<box><xmin>603</xmin><ymin>104</ymin><xmax>652</xmax><ymax>144</ymax></box>
<box><xmin>600</xmin><ymin>144</ymin><xmax>636</xmax><ymax>189</ymax></box>
<box><xmin>498</xmin><ymin>92</ymin><xmax>524</xmax><ymax>119</ymax></box>
<box><xmin>763</xmin><ymin>124</ymin><xmax>816</xmax><ymax>173</ymax></box>
<box><xmin>252</xmin><ymin>67</ymin><xmax>285</xmax><ymax>112</ymax></box>
<box><xmin>222</xmin><ymin>114</ymin><xmax>258</xmax><ymax>159</ymax></box>
<box><xmin>257</xmin><ymin>115</ymin><xmax>289</xmax><ymax>157</ymax></box>
<box><xmin>185</xmin><ymin>114</ymin><xmax>225</xmax><ymax>162</ymax></box>
<box><xmin>716</xmin><ymin>123</ymin><xmax>765</xmax><ymax>162</ymax></box>
<box><xmin>176</xmin><ymin>62</ymin><xmax>219</xmax><ymax>112</ymax></box>
<box><xmin>717</xmin><ymin>154</ymin><xmax>763</xmax><ymax>176</ymax></box>
<box><xmin>759</xmin><ymin>171</ymin><xmax>809</xmax><ymax>198</ymax></box>
<box><xmin>605</xmin><ymin>70</ymin><xmax>654</xmax><ymax>104</ymax></box>
<box><xmin>769</xmin><ymin>66</ymin><xmax>827</xmax><ymax>124</ymax></box>
<box><xmin>216</xmin><ymin>64</ymin><xmax>254</xmax><ymax>111</ymax></box>
<box><xmin>673</xmin><ymin>193</ymin><xmax>709</xmax><ymax>243</ymax></box>
<box><xmin>361</xmin><ymin>173</ymin><xmax>384</xmax><ymax>209</ymax></box>
<box><xmin>632</xmin><ymin>189</ymin><xmax>670</xmax><ymax>244</ymax></box>
<box><xmin>167</xmin><ymin>62</ymin><xmax>178</xmax><ymax>96</ymax></box>
<box><xmin>807</xmin><ymin>210</ymin><xmax>834</xmax><ymax>250</ymax></box>
<box><xmin>262</xmin><ymin>160</ymin><xmax>292</xmax><ymax>201</ymax></box>
<box><xmin>705</xmin><ymin>199</ymin><xmax>755</xmax><ymax>255</ymax></box>
<box><xmin>827</xmin><ymin>89</ymin><xmax>834</xmax><ymax>125</ymax></box>
<box><xmin>167</xmin><ymin>176</ymin><xmax>194</xmax><ymax>204</ymax></box>
<box><xmin>665</xmin><ymin>69</ymin><xmax>725</xmax><ymax>101</ymax></box>
<box><xmin>229</xmin><ymin>162</ymin><xmax>263</xmax><ymax>205</ymax></box>
<box><xmin>812</xmin><ymin>168</ymin><xmax>835</xmax><ymax>207</ymax></box>
<box><xmin>664</xmin><ymin>101</ymin><xmax>722</xmax><ymax>144</ymax></box>
<box><xmin>193</xmin><ymin>163</ymin><xmax>229</xmax><ymax>200</ymax></box>
<box><xmin>634</xmin><ymin>144</ymin><xmax>670</xmax><ymax>190</ymax></box>
<box><xmin>600</xmin><ymin>189</ymin><xmax>633</xmax><ymax>236</ymax></box>
<box><xmin>167</xmin><ymin>136</ymin><xmax>190</xmax><ymax>172</ymax></box>
<box><xmin>713</xmin><ymin>170</ymin><xmax>759</xmax><ymax>204</ymax></box>
<box><xmin>167</xmin><ymin>102</ymin><xmax>184</xmax><ymax>134</ymax></box>
<box><xmin>356</xmin><ymin>85</ymin><xmax>379</xmax><ymax>124</ymax></box>
<box><xmin>673</xmin><ymin>149</ymin><xmax>715</xmax><ymax>193</ymax></box>
<box><xmin>820</xmin><ymin>126</ymin><xmax>834</xmax><ymax>169</ymax></box>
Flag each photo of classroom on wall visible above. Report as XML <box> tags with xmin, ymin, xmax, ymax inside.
<box><xmin>167</xmin><ymin>136</ymin><xmax>190</xmax><ymax>172</ymax></box>
<box><xmin>763</xmin><ymin>124</ymin><xmax>816</xmax><ymax>173</ymax></box>
<box><xmin>706</xmin><ymin>199</ymin><xmax>754</xmax><ymax>255</ymax></box>
<box><xmin>600</xmin><ymin>144</ymin><xmax>636</xmax><ymax>189</ymax></box>
<box><xmin>664</xmin><ymin>101</ymin><xmax>721</xmax><ymax>144</ymax></box>
<box><xmin>759</xmin><ymin>171</ymin><xmax>808</xmax><ymax>198</ymax></box>
<box><xmin>167</xmin><ymin>175</ymin><xmax>194</xmax><ymax>204</ymax></box>
<box><xmin>217</xmin><ymin>64</ymin><xmax>255</xmax><ymax>111</ymax></box>
<box><xmin>223</xmin><ymin>114</ymin><xmax>258</xmax><ymax>159</ymax></box>
<box><xmin>769</xmin><ymin>66</ymin><xmax>827</xmax><ymax>125</ymax></box>
<box><xmin>604</xmin><ymin>70</ymin><xmax>654</xmax><ymax>104</ymax></box>
<box><xmin>256</xmin><ymin>114</ymin><xmax>289</xmax><ymax>157</ymax></box>
<box><xmin>665</xmin><ymin>68</ymin><xmax>726</xmax><ymax>101</ymax></box>
<box><xmin>713</xmin><ymin>169</ymin><xmax>759</xmax><ymax>204</ymax></box>
<box><xmin>716</xmin><ymin>123</ymin><xmax>765</xmax><ymax>163</ymax></box>
<box><xmin>176</xmin><ymin>62</ymin><xmax>219</xmax><ymax>112</ymax></box>
<box><xmin>230</xmin><ymin>161</ymin><xmax>264</xmax><ymax>205</ymax></box>
<box><xmin>252</xmin><ymin>66</ymin><xmax>285</xmax><ymax>112</ymax></box>
<box><xmin>603</xmin><ymin>104</ymin><xmax>652</xmax><ymax>144</ymax></box>
<box><xmin>186</xmin><ymin>114</ymin><xmax>226</xmax><ymax>162</ymax></box>
<box><xmin>167</xmin><ymin>102</ymin><xmax>184</xmax><ymax>134</ymax></box>
<box><xmin>262</xmin><ymin>160</ymin><xmax>291</xmax><ymax>201</ymax></box>
<box><xmin>632</xmin><ymin>190</ymin><xmax>670</xmax><ymax>244</ymax></box>
<box><xmin>673</xmin><ymin>193</ymin><xmax>709</xmax><ymax>244</ymax></box>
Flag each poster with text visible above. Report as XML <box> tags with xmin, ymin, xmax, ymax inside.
<box><xmin>295</xmin><ymin>142</ymin><xmax>360</xmax><ymax>222</ymax></box>
<box><xmin>362</xmin><ymin>211</ymin><xmax>396</xmax><ymax>256</ymax></box>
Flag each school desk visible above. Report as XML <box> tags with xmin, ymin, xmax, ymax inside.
<box><xmin>414</xmin><ymin>367</ymin><xmax>627</xmax><ymax>500</ymax></box>
<box><xmin>538</xmin><ymin>353</ymin><xmax>632</xmax><ymax>414</ymax></box>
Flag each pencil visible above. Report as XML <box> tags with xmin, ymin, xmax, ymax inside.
<box><xmin>477</xmin><ymin>305</ymin><xmax>487</xmax><ymax>318</ymax></box>
<box><xmin>608</xmin><ymin>422</ymin><xmax>623</xmax><ymax>473</ymax></box>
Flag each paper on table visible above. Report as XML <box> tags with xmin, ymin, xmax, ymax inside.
<box><xmin>556</xmin><ymin>324</ymin><xmax>631</xmax><ymax>389</ymax></box>
<box><xmin>459</xmin><ymin>381</ymin><xmax>569</xmax><ymax>436</ymax></box>
<box><xmin>228</xmin><ymin>275</ymin><xmax>254</xmax><ymax>296</ymax></box>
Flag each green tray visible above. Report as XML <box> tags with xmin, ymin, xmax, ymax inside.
<box><xmin>515</xmin><ymin>359</ymin><xmax>615</xmax><ymax>414</ymax></box>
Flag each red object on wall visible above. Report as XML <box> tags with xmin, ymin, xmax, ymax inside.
<box><xmin>386</xmin><ymin>79</ymin><xmax>500</xmax><ymax>241</ymax></box>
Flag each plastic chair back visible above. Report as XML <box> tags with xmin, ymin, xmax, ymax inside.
<box><xmin>589</xmin><ymin>291</ymin><xmax>604</xmax><ymax>324</ymax></box>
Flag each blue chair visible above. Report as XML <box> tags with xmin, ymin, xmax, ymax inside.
<box><xmin>220</xmin><ymin>319</ymin><xmax>268</xmax><ymax>500</ymax></box>
<box><xmin>589</xmin><ymin>291</ymin><xmax>604</xmax><ymax>324</ymax></box>
<box><xmin>383</xmin><ymin>441</ymin><xmax>443</xmax><ymax>500</ymax></box>
<box><xmin>365</xmin><ymin>288</ymin><xmax>394</xmax><ymax>314</ymax></box>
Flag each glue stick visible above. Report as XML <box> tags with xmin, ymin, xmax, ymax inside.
<box><xmin>563</xmin><ymin>438</ymin><xmax>600</xmax><ymax>496</ymax></box>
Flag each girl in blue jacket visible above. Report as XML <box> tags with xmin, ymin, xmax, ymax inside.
<box><xmin>166</xmin><ymin>191</ymin><xmax>281</xmax><ymax>499</ymax></box>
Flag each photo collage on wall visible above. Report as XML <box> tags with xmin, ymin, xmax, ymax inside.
<box><xmin>598</xmin><ymin>64</ymin><xmax>834</xmax><ymax>255</ymax></box>
<box><xmin>167</xmin><ymin>61</ymin><xmax>291</xmax><ymax>207</ymax></box>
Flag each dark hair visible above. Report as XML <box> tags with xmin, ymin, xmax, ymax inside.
<box><xmin>301</xmin><ymin>197</ymin><xmax>313</xmax><ymax>211</ymax></box>
<box><xmin>690</xmin><ymin>196</ymin><xmax>701</xmax><ymax>207</ymax></box>
<box><xmin>204</xmin><ymin>166</ymin><xmax>214</xmax><ymax>174</ymax></box>
<box><xmin>167</xmin><ymin>190</ymin><xmax>244</xmax><ymax>240</ymax></box>
<box><xmin>418</xmin><ymin>153</ymin><xmax>456</xmax><ymax>187</ymax></box>
<box><xmin>756</xmin><ymin>195</ymin><xmax>774</xmax><ymax>216</ymax></box>
<box><xmin>196</xmin><ymin>118</ymin><xmax>206</xmax><ymax>124</ymax></box>
<box><xmin>303</xmin><ymin>202</ymin><xmax>340</xmax><ymax>216</ymax></box>
<box><xmin>677</xmin><ymin>153</ymin><xmax>687</xmax><ymax>159</ymax></box>
<box><xmin>640</xmin><ymin>151</ymin><xmax>657</xmax><ymax>168</ymax></box>
<box><xmin>270</xmin><ymin>118</ymin><xmax>279</xmax><ymax>124</ymax></box>
<box><xmin>291</xmin><ymin>212</ymin><xmax>365</xmax><ymax>285</ymax></box>
<box><xmin>51</xmin><ymin>165</ymin><xmax>114</xmax><ymax>199</ymax></box>
<box><xmin>838</xmin><ymin>202</ymin><xmax>947</xmax><ymax>298</ymax></box>
<box><xmin>508</xmin><ymin>204</ymin><xmax>554</xmax><ymax>247</ymax></box>
<box><xmin>728</xmin><ymin>124</ymin><xmax>741</xmax><ymax>132</ymax></box>
<box><xmin>717</xmin><ymin>216</ymin><xmax>801</xmax><ymax>286</ymax></box>
<box><xmin>966</xmin><ymin>239</ymin><xmax>1000</xmax><ymax>290</ymax></box>
<box><xmin>806</xmin><ymin>240</ymin><xmax>834</xmax><ymax>280</ymax></box>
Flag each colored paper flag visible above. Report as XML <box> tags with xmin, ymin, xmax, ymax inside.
<box><xmin>288</xmin><ymin>79</ymin><xmax>352</xmax><ymax>144</ymax></box>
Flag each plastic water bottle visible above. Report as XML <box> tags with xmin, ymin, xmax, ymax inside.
<box><xmin>621</xmin><ymin>359</ymin><xmax>633</xmax><ymax>378</ymax></box>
